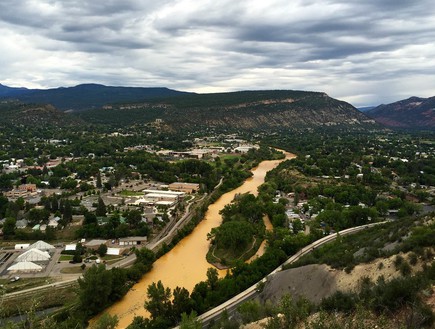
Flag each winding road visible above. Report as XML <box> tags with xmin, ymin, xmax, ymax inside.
<box><xmin>192</xmin><ymin>221</ymin><xmax>387</xmax><ymax>327</ymax></box>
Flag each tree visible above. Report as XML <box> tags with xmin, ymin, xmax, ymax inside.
<box><xmin>214</xmin><ymin>220</ymin><xmax>254</xmax><ymax>250</ymax></box>
<box><xmin>96</xmin><ymin>171</ymin><xmax>102</xmax><ymax>189</ymax></box>
<box><xmin>78</xmin><ymin>264</ymin><xmax>113</xmax><ymax>316</ymax></box>
<box><xmin>110</xmin><ymin>267</ymin><xmax>129</xmax><ymax>301</ymax></box>
<box><xmin>144</xmin><ymin>280</ymin><xmax>172</xmax><ymax>320</ymax></box>
<box><xmin>51</xmin><ymin>196</ymin><xmax>59</xmax><ymax>212</ymax></box>
<box><xmin>265</xmin><ymin>294</ymin><xmax>311</xmax><ymax>328</ymax></box>
<box><xmin>206</xmin><ymin>267</ymin><xmax>219</xmax><ymax>290</ymax></box>
<box><xmin>0</xmin><ymin>195</ymin><xmax>9</xmax><ymax>218</ymax></box>
<box><xmin>172</xmin><ymin>287</ymin><xmax>193</xmax><ymax>322</ymax></box>
<box><xmin>134</xmin><ymin>248</ymin><xmax>156</xmax><ymax>271</ymax></box>
<box><xmin>63</xmin><ymin>200</ymin><xmax>73</xmax><ymax>222</ymax></box>
<box><xmin>375</xmin><ymin>200</ymin><xmax>389</xmax><ymax>216</ymax></box>
<box><xmin>180</xmin><ymin>311</ymin><xmax>202</xmax><ymax>329</ymax></box>
<box><xmin>48</xmin><ymin>176</ymin><xmax>61</xmax><ymax>188</ymax></box>
<box><xmin>27</xmin><ymin>208</ymin><xmax>50</xmax><ymax>226</ymax></box>
<box><xmin>237</xmin><ymin>300</ymin><xmax>264</xmax><ymax>325</ymax></box>
<box><xmin>126</xmin><ymin>316</ymin><xmax>149</xmax><ymax>329</ymax></box>
<box><xmin>5</xmin><ymin>200</ymin><xmax>20</xmax><ymax>218</ymax></box>
<box><xmin>73</xmin><ymin>251</ymin><xmax>82</xmax><ymax>263</ymax></box>
<box><xmin>0</xmin><ymin>174</ymin><xmax>13</xmax><ymax>189</ymax></box>
<box><xmin>292</xmin><ymin>219</ymin><xmax>304</xmax><ymax>234</ymax></box>
<box><xmin>98</xmin><ymin>243</ymin><xmax>108</xmax><ymax>257</ymax></box>
<box><xmin>91</xmin><ymin>313</ymin><xmax>118</xmax><ymax>329</ymax></box>
<box><xmin>3</xmin><ymin>217</ymin><xmax>16</xmax><ymax>237</ymax></box>
<box><xmin>84</xmin><ymin>212</ymin><xmax>98</xmax><ymax>225</ymax></box>
<box><xmin>127</xmin><ymin>209</ymin><xmax>142</xmax><ymax>228</ymax></box>
<box><xmin>96</xmin><ymin>197</ymin><xmax>107</xmax><ymax>217</ymax></box>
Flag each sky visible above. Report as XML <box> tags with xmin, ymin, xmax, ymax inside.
<box><xmin>1</xmin><ymin>0</ymin><xmax>435</xmax><ymax>107</ymax></box>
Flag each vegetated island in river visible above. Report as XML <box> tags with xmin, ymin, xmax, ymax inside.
<box><xmin>95</xmin><ymin>150</ymin><xmax>295</xmax><ymax>328</ymax></box>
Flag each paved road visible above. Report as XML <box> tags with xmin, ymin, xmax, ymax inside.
<box><xmin>2</xmin><ymin>180</ymin><xmax>221</xmax><ymax>300</ymax></box>
<box><xmin>148</xmin><ymin>193</ymin><xmax>208</xmax><ymax>250</ymax></box>
<box><xmin>193</xmin><ymin>221</ymin><xmax>387</xmax><ymax>327</ymax></box>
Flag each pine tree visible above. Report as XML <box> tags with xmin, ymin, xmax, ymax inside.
<box><xmin>96</xmin><ymin>171</ymin><xmax>102</xmax><ymax>189</ymax></box>
<box><xmin>96</xmin><ymin>197</ymin><xmax>107</xmax><ymax>217</ymax></box>
<box><xmin>63</xmin><ymin>200</ymin><xmax>73</xmax><ymax>222</ymax></box>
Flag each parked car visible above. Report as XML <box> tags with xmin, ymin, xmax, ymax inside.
<box><xmin>10</xmin><ymin>276</ymin><xmax>20</xmax><ymax>282</ymax></box>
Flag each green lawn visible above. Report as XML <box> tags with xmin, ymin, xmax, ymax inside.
<box><xmin>220</xmin><ymin>154</ymin><xmax>241</xmax><ymax>161</ymax></box>
<box><xmin>119</xmin><ymin>190</ymin><xmax>144</xmax><ymax>197</ymax></box>
<box><xmin>59</xmin><ymin>255</ymin><xmax>74</xmax><ymax>261</ymax></box>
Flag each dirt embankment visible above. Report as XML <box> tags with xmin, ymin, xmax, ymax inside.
<box><xmin>258</xmin><ymin>254</ymin><xmax>410</xmax><ymax>305</ymax></box>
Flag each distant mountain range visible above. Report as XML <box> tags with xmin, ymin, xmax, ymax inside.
<box><xmin>366</xmin><ymin>96</ymin><xmax>435</xmax><ymax>129</ymax></box>
<box><xmin>0</xmin><ymin>83</ymin><xmax>191</xmax><ymax>111</ymax></box>
<box><xmin>0</xmin><ymin>83</ymin><xmax>378</xmax><ymax>131</ymax></box>
<box><xmin>0</xmin><ymin>84</ymin><xmax>29</xmax><ymax>97</ymax></box>
<box><xmin>357</xmin><ymin>106</ymin><xmax>375</xmax><ymax>112</ymax></box>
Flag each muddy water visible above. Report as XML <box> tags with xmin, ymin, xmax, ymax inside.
<box><xmin>247</xmin><ymin>215</ymin><xmax>273</xmax><ymax>263</ymax></box>
<box><xmin>102</xmin><ymin>152</ymin><xmax>295</xmax><ymax>328</ymax></box>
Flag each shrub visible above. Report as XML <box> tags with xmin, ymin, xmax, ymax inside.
<box><xmin>399</xmin><ymin>261</ymin><xmax>412</xmax><ymax>276</ymax></box>
<box><xmin>394</xmin><ymin>255</ymin><xmax>404</xmax><ymax>269</ymax></box>
<box><xmin>321</xmin><ymin>291</ymin><xmax>356</xmax><ymax>313</ymax></box>
<box><xmin>408</xmin><ymin>252</ymin><xmax>418</xmax><ymax>266</ymax></box>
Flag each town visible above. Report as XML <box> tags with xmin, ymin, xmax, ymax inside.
<box><xmin>0</xmin><ymin>109</ymin><xmax>434</xmax><ymax>328</ymax></box>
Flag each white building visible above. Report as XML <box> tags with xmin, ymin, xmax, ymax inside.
<box><xmin>16</xmin><ymin>249</ymin><xmax>50</xmax><ymax>262</ymax></box>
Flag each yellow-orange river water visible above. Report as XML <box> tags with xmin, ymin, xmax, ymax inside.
<box><xmin>95</xmin><ymin>151</ymin><xmax>295</xmax><ymax>328</ymax></box>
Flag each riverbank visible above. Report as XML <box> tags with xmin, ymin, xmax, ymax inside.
<box><xmin>99</xmin><ymin>151</ymin><xmax>295</xmax><ymax>328</ymax></box>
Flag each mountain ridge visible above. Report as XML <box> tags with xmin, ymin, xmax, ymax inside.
<box><xmin>0</xmin><ymin>83</ymin><xmax>29</xmax><ymax>97</ymax></box>
<box><xmin>0</xmin><ymin>83</ymin><xmax>379</xmax><ymax>132</ymax></box>
<box><xmin>78</xmin><ymin>89</ymin><xmax>378</xmax><ymax>131</ymax></box>
<box><xmin>0</xmin><ymin>100</ymin><xmax>83</xmax><ymax>127</ymax></box>
<box><xmin>0</xmin><ymin>83</ymin><xmax>193</xmax><ymax>111</ymax></box>
<box><xmin>366</xmin><ymin>96</ymin><xmax>435</xmax><ymax>129</ymax></box>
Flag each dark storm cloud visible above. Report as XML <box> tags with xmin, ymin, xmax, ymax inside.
<box><xmin>0</xmin><ymin>0</ymin><xmax>435</xmax><ymax>106</ymax></box>
<box><xmin>0</xmin><ymin>0</ymin><xmax>156</xmax><ymax>51</ymax></box>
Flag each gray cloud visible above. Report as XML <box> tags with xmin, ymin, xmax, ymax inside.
<box><xmin>0</xmin><ymin>0</ymin><xmax>435</xmax><ymax>106</ymax></box>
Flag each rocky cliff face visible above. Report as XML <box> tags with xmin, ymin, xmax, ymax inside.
<box><xmin>366</xmin><ymin>96</ymin><xmax>435</xmax><ymax>129</ymax></box>
<box><xmin>82</xmin><ymin>90</ymin><xmax>377</xmax><ymax>131</ymax></box>
<box><xmin>2</xmin><ymin>89</ymin><xmax>379</xmax><ymax>132</ymax></box>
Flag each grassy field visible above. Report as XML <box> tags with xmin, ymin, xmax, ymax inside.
<box><xmin>0</xmin><ymin>277</ymin><xmax>55</xmax><ymax>294</ymax></box>
<box><xmin>119</xmin><ymin>190</ymin><xmax>144</xmax><ymax>197</ymax></box>
<box><xmin>220</xmin><ymin>154</ymin><xmax>241</xmax><ymax>161</ymax></box>
<box><xmin>58</xmin><ymin>254</ymin><xmax>74</xmax><ymax>262</ymax></box>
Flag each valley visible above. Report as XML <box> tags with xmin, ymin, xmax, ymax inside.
<box><xmin>0</xmin><ymin>87</ymin><xmax>433</xmax><ymax>329</ymax></box>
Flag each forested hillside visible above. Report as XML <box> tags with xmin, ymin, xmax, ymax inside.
<box><xmin>77</xmin><ymin>90</ymin><xmax>377</xmax><ymax>131</ymax></box>
<box><xmin>367</xmin><ymin>96</ymin><xmax>435</xmax><ymax>129</ymax></box>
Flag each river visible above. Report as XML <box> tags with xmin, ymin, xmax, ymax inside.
<box><xmin>100</xmin><ymin>151</ymin><xmax>295</xmax><ymax>328</ymax></box>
